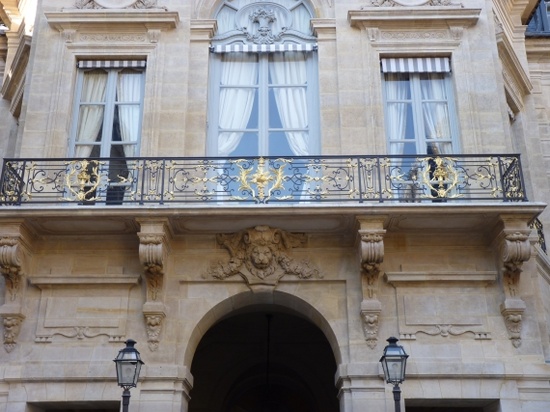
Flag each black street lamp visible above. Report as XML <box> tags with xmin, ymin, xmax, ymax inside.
<box><xmin>114</xmin><ymin>339</ymin><xmax>144</xmax><ymax>412</ymax></box>
<box><xmin>380</xmin><ymin>336</ymin><xmax>409</xmax><ymax>412</ymax></box>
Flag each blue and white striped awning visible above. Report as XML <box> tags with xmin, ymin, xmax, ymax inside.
<box><xmin>211</xmin><ymin>43</ymin><xmax>317</xmax><ymax>53</ymax></box>
<box><xmin>77</xmin><ymin>60</ymin><xmax>147</xmax><ymax>69</ymax></box>
<box><xmin>381</xmin><ymin>57</ymin><xmax>451</xmax><ymax>73</ymax></box>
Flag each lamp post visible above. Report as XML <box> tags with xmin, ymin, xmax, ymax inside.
<box><xmin>379</xmin><ymin>336</ymin><xmax>409</xmax><ymax>412</ymax></box>
<box><xmin>114</xmin><ymin>339</ymin><xmax>144</xmax><ymax>412</ymax></box>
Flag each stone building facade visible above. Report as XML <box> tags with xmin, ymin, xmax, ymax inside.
<box><xmin>1</xmin><ymin>0</ymin><xmax>550</xmax><ymax>411</ymax></box>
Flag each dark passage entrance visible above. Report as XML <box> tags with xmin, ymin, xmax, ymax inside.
<box><xmin>188</xmin><ymin>308</ymin><xmax>339</xmax><ymax>412</ymax></box>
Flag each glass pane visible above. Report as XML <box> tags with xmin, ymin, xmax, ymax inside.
<box><xmin>420</xmin><ymin>73</ymin><xmax>447</xmax><ymax>100</ymax></box>
<box><xmin>116</xmin><ymin>69</ymin><xmax>143</xmax><ymax>103</ymax></box>
<box><xmin>384</xmin><ymin>73</ymin><xmax>411</xmax><ymax>100</ymax></box>
<box><xmin>386</xmin><ymin>102</ymin><xmax>414</xmax><ymax>141</ymax></box>
<box><xmin>422</xmin><ymin>102</ymin><xmax>451</xmax><ymax>139</ymax></box>
<box><xmin>81</xmin><ymin>70</ymin><xmax>108</xmax><ymax>103</ymax></box>
<box><xmin>75</xmin><ymin>105</ymin><xmax>105</xmax><ymax>148</ymax></box>
<box><xmin>269</xmin><ymin>131</ymin><xmax>294</xmax><ymax>156</ymax></box>
<box><xmin>229</xmin><ymin>132</ymin><xmax>259</xmax><ymax>157</ymax></box>
<box><xmin>116</xmin><ymin>104</ymin><xmax>140</xmax><ymax>145</ymax></box>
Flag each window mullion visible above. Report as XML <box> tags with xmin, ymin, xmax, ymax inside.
<box><xmin>258</xmin><ymin>54</ymin><xmax>269</xmax><ymax>156</ymax></box>
<box><xmin>410</xmin><ymin>74</ymin><xmax>427</xmax><ymax>154</ymax></box>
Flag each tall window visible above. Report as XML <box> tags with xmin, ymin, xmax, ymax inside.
<box><xmin>381</xmin><ymin>57</ymin><xmax>459</xmax><ymax>155</ymax></box>
<box><xmin>70</xmin><ymin>60</ymin><xmax>145</xmax><ymax>158</ymax></box>
<box><xmin>208</xmin><ymin>0</ymin><xmax>319</xmax><ymax>157</ymax></box>
<box><xmin>69</xmin><ymin>60</ymin><xmax>145</xmax><ymax>203</ymax></box>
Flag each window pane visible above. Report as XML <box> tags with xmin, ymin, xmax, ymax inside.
<box><xmin>227</xmin><ymin>132</ymin><xmax>259</xmax><ymax>157</ymax></box>
<box><xmin>269</xmin><ymin>131</ymin><xmax>294</xmax><ymax>156</ymax></box>
<box><xmin>384</xmin><ymin>73</ymin><xmax>411</xmax><ymax>100</ymax></box>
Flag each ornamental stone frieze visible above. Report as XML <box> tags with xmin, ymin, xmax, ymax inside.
<box><xmin>206</xmin><ymin>225</ymin><xmax>320</xmax><ymax>291</ymax></box>
<box><xmin>495</xmin><ymin>217</ymin><xmax>533</xmax><ymax>348</ymax></box>
<box><xmin>75</xmin><ymin>0</ymin><xmax>161</xmax><ymax>9</ymax></box>
<box><xmin>357</xmin><ymin>217</ymin><xmax>386</xmax><ymax>349</ymax></box>
<box><xmin>137</xmin><ymin>219</ymin><xmax>171</xmax><ymax>351</ymax></box>
<box><xmin>0</xmin><ymin>221</ymin><xmax>33</xmax><ymax>352</ymax></box>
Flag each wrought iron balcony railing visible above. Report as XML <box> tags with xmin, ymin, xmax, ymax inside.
<box><xmin>0</xmin><ymin>154</ymin><xmax>527</xmax><ymax>205</ymax></box>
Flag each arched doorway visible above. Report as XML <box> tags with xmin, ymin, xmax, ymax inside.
<box><xmin>188</xmin><ymin>305</ymin><xmax>339</xmax><ymax>412</ymax></box>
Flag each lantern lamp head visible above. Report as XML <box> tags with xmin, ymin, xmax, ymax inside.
<box><xmin>379</xmin><ymin>336</ymin><xmax>409</xmax><ymax>385</ymax></box>
<box><xmin>114</xmin><ymin>339</ymin><xmax>144</xmax><ymax>389</ymax></box>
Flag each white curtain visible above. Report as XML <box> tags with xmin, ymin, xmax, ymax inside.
<box><xmin>218</xmin><ymin>53</ymin><xmax>258</xmax><ymax>156</ymax></box>
<box><xmin>116</xmin><ymin>70</ymin><xmax>142</xmax><ymax>157</ymax></box>
<box><xmin>75</xmin><ymin>70</ymin><xmax>107</xmax><ymax>157</ymax></box>
<box><xmin>421</xmin><ymin>73</ymin><xmax>452</xmax><ymax>154</ymax></box>
<box><xmin>385</xmin><ymin>73</ymin><xmax>409</xmax><ymax>155</ymax></box>
<box><xmin>270</xmin><ymin>51</ymin><xmax>309</xmax><ymax>156</ymax></box>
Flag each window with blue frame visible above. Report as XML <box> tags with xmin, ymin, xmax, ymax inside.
<box><xmin>526</xmin><ymin>0</ymin><xmax>550</xmax><ymax>36</ymax></box>
<box><xmin>208</xmin><ymin>0</ymin><xmax>319</xmax><ymax>157</ymax></box>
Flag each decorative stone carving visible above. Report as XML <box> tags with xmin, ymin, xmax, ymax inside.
<box><xmin>361</xmin><ymin>300</ymin><xmax>381</xmax><ymax>349</ymax></box>
<box><xmin>2</xmin><ymin>314</ymin><xmax>24</xmax><ymax>353</ymax></box>
<box><xmin>357</xmin><ymin>218</ymin><xmax>386</xmax><ymax>348</ymax></box>
<box><xmin>138</xmin><ymin>233</ymin><xmax>167</xmax><ymax>302</ymax></box>
<box><xmin>0</xmin><ymin>237</ymin><xmax>23</xmax><ymax>301</ymax></box>
<box><xmin>359</xmin><ymin>230</ymin><xmax>385</xmax><ymax>299</ymax></box>
<box><xmin>75</xmin><ymin>0</ymin><xmax>160</xmax><ymax>9</ymax></box>
<box><xmin>0</xmin><ymin>225</ymin><xmax>31</xmax><ymax>353</ymax></box>
<box><xmin>497</xmin><ymin>228</ymin><xmax>531</xmax><ymax>347</ymax></box>
<box><xmin>144</xmin><ymin>309</ymin><xmax>165</xmax><ymax>352</ymax></box>
<box><xmin>137</xmin><ymin>219</ymin><xmax>171</xmax><ymax>351</ymax></box>
<box><xmin>500</xmin><ymin>231</ymin><xmax>530</xmax><ymax>298</ymax></box>
<box><xmin>206</xmin><ymin>226</ymin><xmax>319</xmax><ymax>289</ymax></box>
<box><xmin>236</xmin><ymin>3</ymin><xmax>291</xmax><ymax>44</ymax></box>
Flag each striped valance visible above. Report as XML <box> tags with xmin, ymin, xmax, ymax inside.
<box><xmin>381</xmin><ymin>57</ymin><xmax>451</xmax><ymax>73</ymax></box>
<box><xmin>77</xmin><ymin>60</ymin><xmax>147</xmax><ymax>69</ymax></box>
<box><xmin>211</xmin><ymin>43</ymin><xmax>317</xmax><ymax>53</ymax></box>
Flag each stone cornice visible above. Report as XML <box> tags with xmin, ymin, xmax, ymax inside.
<box><xmin>348</xmin><ymin>7</ymin><xmax>481</xmax><ymax>29</ymax></box>
<box><xmin>45</xmin><ymin>10</ymin><xmax>179</xmax><ymax>32</ymax></box>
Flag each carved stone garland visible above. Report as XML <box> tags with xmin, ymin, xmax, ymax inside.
<box><xmin>0</xmin><ymin>231</ymin><xmax>30</xmax><ymax>353</ymax></box>
<box><xmin>499</xmin><ymin>229</ymin><xmax>531</xmax><ymax>348</ymax></box>
<box><xmin>358</xmin><ymin>226</ymin><xmax>386</xmax><ymax>349</ymax></box>
<box><xmin>206</xmin><ymin>225</ymin><xmax>320</xmax><ymax>291</ymax></box>
<box><xmin>138</xmin><ymin>220</ymin><xmax>170</xmax><ymax>351</ymax></box>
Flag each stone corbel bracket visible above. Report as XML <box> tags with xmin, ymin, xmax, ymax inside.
<box><xmin>357</xmin><ymin>217</ymin><xmax>386</xmax><ymax>348</ymax></box>
<box><xmin>0</xmin><ymin>221</ymin><xmax>33</xmax><ymax>352</ymax></box>
<box><xmin>137</xmin><ymin>219</ymin><xmax>171</xmax><ymax>351</ymax></box>
<box><xmin>497</xmin><ymin>219</ymin><xmax>532</xmax><ymax>348</ymax></box>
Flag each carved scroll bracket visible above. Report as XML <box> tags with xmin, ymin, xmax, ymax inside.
<box><xmin>137</xmin><ymin>218</ymin><xmax>171</xmax><ymax>351</ymax></box>
<box><xmin>0</xmin><ymin>221</ymin><xmax>33</xmax><ymax>352</ymax></box>
<box><xmin>357</xmin><ymin>216</ymin><xmax>386</xmax><ymax>348</ymax></box>
<box><xmin>495</xmin><ymin>216</ymin><xmax>532</xmax><ymax>348</ymax></box>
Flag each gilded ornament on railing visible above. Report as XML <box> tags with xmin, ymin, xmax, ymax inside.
<box><xmin>0</xmin><ymin>154</ymin><xmax>528</xmax><ymax>205</ymax></box>
<box><xmin>418</xmin><ymin>156</ymin><xmax>461</xmax><ymax>199</ymax></box>
<box><xmin>63</xmin><ymin>160</ymin><xmax>103</xmax><ymax>202</ymax></box>
<box><xmin>233</xmin><ymin>157</ymin><xmax>290</xmax><ymax>202</ymax></box>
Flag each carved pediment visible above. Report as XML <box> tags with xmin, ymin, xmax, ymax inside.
<box><xmin>206</xmin><ymin>225</ymin><xmax>320</xmax><ymax>288</ymax></box>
